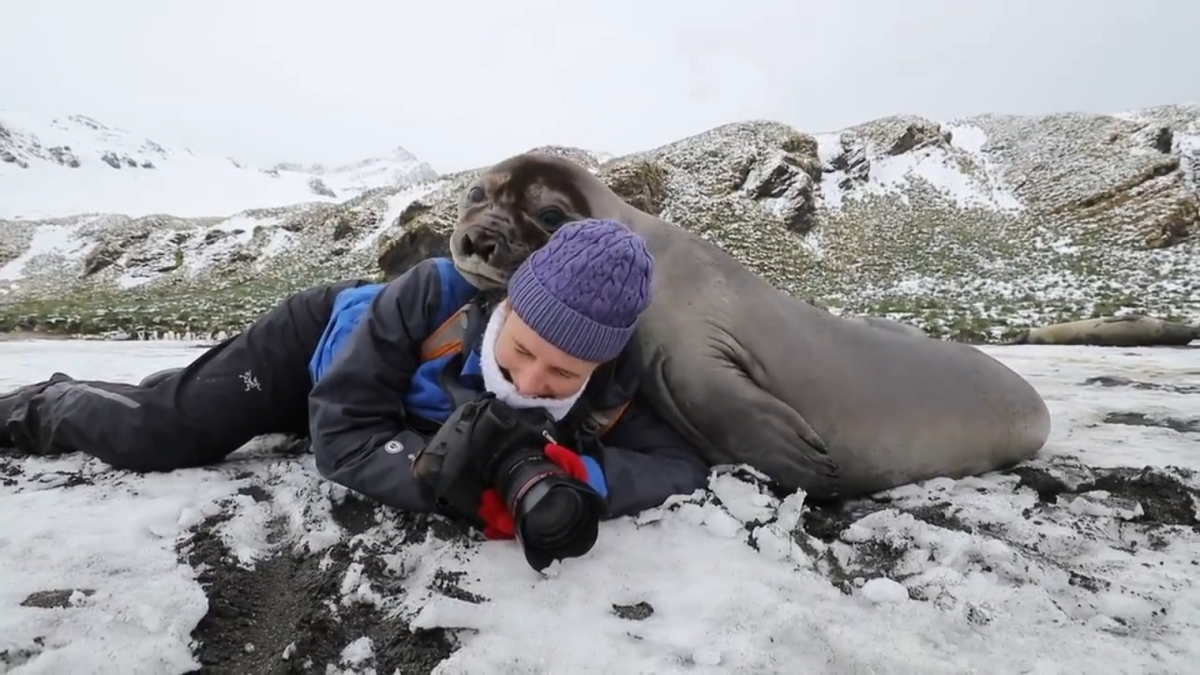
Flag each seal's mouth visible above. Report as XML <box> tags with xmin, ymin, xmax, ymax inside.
<box><xmin>449</xmin><ymin>227</ymin><xmax>521</xmax><ymax>291</ymax></box>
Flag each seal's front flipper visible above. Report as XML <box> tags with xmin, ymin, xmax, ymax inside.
<box><xmin>651</xmin><ymin>354</ymin><xmax>840</xmax><ymax>498</ymax></box>
<box><xmin>720</xmin><ymin>367</ymin><xmax>841</xmax><ymax>498</ymax></box>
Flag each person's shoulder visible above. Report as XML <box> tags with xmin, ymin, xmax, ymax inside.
<box><xmin>392</xmin><ymin>256</ymin><xmax>454</xmax><ymax>278</ymax></box>
<box><xmin>389</xmin><ymin>257</ymin><xmax>473</xmax><ymax>292</ymax></box>
<box><xmin>579</xmin><ymin>341</ymin><xmax>644</xmax><ymax>416</ymax></box>
<box><xmin>385</xmin><ymin>256</ymin><xmax>482</xmax><ymax>324</ymax></box>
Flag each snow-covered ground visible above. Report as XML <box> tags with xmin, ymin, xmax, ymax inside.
<box><xmin>0</xmin><ymin>110</ymin><xmax>437</xmax><ymax>220</ymax></box>
<box><xmin>1</xmin><ymin>340</ymin><xmax>1198</xmax><ymax>674</ymax></box>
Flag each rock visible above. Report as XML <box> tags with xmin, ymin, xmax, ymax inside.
<box><xmin>966</xmin><ymin>112</ymin><xmax>1198</xmax><ymax>251</ymax></box>
<box><xmin>827</xmin><ymin>136</ymin><xmax>871</xmax><ymax>189</ymax></box>
<box><xmin>885</xmin><ymin>118</ymin><xmax>953</xmax><ymax>155</ymax></box>
<box><xmin>739</xmin><ymin>149</ymin><xmax>818</xmax><ymax>234</ymax></box>
<box><xmin>1</xmin><ymin>148</ymin><xmax>29</xmax><ymax>168</ymax></box>
<box><xmin>1130</xmin><ymin>124</ymin><xmax>1174</xmax><ymax>154</ymax></box>
<box><xmin>308</xmin><ymin>177</ymin><xmax>337</xmax><ymax>199</ymax></box>
<box><xmin>378</xmin><ymin>223</ymin><xmax>449</xmax><ymax>281</ymax></box>
<box><xmin>1144</xmin><ymin>202</ymin><xmax>1196</xmax><ymax>249</ymax></box>
<box><xmin>374</xmin><ymin>171</ymin><xmax>481</xmax><ymax>278</ymax></box>
<box><xmin>48</xmin><ymin>145</ymin><xmax>80</xmax><ymax>168</ymax></box>
<box><xmin>82</xmin><ymin>240</ymin><xmax>125</xmax><ymax>276</ymax></box>
<box><xmin>601</xmin><ymin>159</ymin><xmax>669</xmax><ymax>216</ymax></box>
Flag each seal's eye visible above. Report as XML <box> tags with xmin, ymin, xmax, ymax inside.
<box><xmin>538</xmin><ymin>207</ymin><xmax>569</xmax><ymax>229</ymax></box>
<box><xmin>466</xmin><ymin>186</ymin><xmax>485</xmax><ymax>203</ymax></box>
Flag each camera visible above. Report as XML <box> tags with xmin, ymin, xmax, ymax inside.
<box><xmin>411</xmin><ymin>394</ymin><xmax>608</xmax><ymax>572</ymax></box>
<box><xmin>491</xmin><ymin>439</ymin><xmax>608</xmax><ymax>572</ymax></box>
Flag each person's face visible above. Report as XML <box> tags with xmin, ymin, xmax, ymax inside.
<box><xmin>494</xmin><ymin>302</ymin><xmax>600</xmax><ymax>399</ymax></box>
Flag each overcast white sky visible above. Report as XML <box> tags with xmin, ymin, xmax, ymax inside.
<box><xmin>2</xmin><ymin>0</ymin><xmax>1196</xmax><ymax>173</ymax></box>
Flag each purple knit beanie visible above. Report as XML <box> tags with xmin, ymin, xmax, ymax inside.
<box><xmin>507</xmin><ymin>218</ymin><xmax>654</xmax><ymax>363</ymax></box>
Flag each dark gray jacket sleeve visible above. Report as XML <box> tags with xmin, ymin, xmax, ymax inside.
<box><xmin>585</xmin><ymin>396</ymin><xmax>710</xmax><ymax>518</ymax></box>
<box><xmin>307</xmin><ymin>259</ymin><xmax>445</xmax><ymax>513</ymax></box>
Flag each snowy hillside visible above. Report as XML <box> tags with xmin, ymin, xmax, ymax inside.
<box><xmin>0</xmin><ymin>104</ymin><xmax>1197</xmax><ymax>340</ymax></box>
<box><xmin>2</xmin><ymin>340</ymin><xmax>1199</xmax><ymax>673</ymax></box>
<box><xmin>0</xmin><ymin>110</ymin><xmax>438</xmax><ymax>220</ymax></box>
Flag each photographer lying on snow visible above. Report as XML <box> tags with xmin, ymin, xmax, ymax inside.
<box><xmin>0</xmin><ymin>218</ymin><xmax>709</xmax><ymax>571</ymax></box>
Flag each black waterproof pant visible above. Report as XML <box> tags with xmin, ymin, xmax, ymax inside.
<box><xmin>5</xmin><ymin>279</ymin><xmax>372</xmax><ymax>472</ymax></box>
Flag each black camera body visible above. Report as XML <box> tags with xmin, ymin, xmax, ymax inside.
<box><xmin>412</xmin><ymin>394</ymin><xmax>608</xmax><ymax>572</ymax></box>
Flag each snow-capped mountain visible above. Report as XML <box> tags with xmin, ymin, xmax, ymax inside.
<box><xmin>0</xmin><ymin>110</ymin><xmax>439</xmax><ymax>220</ymax></box>
<box><xmin>1</xmin><ymin>103</ymin><xmax>1196</xmax><ymax>341</ymax></box>
<box><xmin>265</xmin><ymin>148</ymin><xmax>436</xmax><ymax>195</ymax></box>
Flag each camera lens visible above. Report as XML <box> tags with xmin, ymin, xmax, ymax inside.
<box><xmin>495</xmin><ymin>452</ymin><xmax>607</xmax><ymax>571</ymax></box>
<box><xmin>521</xmin><ymin>486</ymin><xmax>583</xmax><ymax>547</ymax></box>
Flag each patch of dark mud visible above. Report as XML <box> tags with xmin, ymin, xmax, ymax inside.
<box><xmin>905</xmin><ymin>501</ymin><xmax>977</xmax><ymax>535</ymax></box>
<box><xmin>1102</xmin><ymin>411</ymin><xmax>1200</xmax><ymax>434</ymax></box>
<box><xmin>429</xmin><ymin>569</ymin><xmax>486</xmax><ymax>604</ymax></box>
<box><xmin>824</xmin><ymin>544</ymin><xmax>910</xmax><ymax>596</ymax></box>
<box><xmin>0</xmin><ymin>453</ymin><xmax>94</xmax><ymax>489</ymax></box>
<box><xmin>612</xmin><ymin>601</ymin><xmax>655</xmax><ymax>621</ymax></box>
<box><xmin>793</xmin><ymin>498</ymin><xmax>970</xmax><ymax>596</ymax></box>
<box><xmin>1007</xmin><ymin>464</ymin><xmax>1200</xmax><ymax>536</ymax></box>
<box><xmin>329</xmin><ymin>493</ymin><xmax>381</xmax><ymax>537</ymax></box>
<box><xmin>1083</xmin><ymin>375</ymin><xmax>1200</xmax><ymax>396</ymax></box>
<box><xmin>799</xmin><ymin>496</ymin><xmax>975</xmax><ymax>545</ymax></box>
<box><xmin>179</xmin><ymin>510</ymin><xmax>458</xmax><ymax>675</ymax></box>
<box><xmin>799</xmin><ymin>501</ymin><xmax>859</xmax><ymax>543</ymax></box>
<box><xmin>6</xmin><ymin>465</ymin><xmax>95</xmax><ymax>490</ymax></box>
<box><xmin>20</xmin><ymin>588</ymin><xmax>95</xmax><ymax>608</ymax></box>
<box><xmin>0</xmin><ymin>455</ymin><xmax>23</xmax><ymax>487</ymax></box>
<box><xmin>236</xmin><ymin>484</ymin><xmax>271</xmax><ymax>503</ymax></box>
<box><xmin>329</xmin><ymin>492</ymin><xmax>474</xmax><ymax>544</ymax></box>
<box><xmin>0</xmin><ymin>637</ymin><xmax>46</xmax><ymax>671</ymax></box>
<box><xmin>1067</xmin><ymin>570</ymin><xmax>1111</xmax><ymax>593</ymax></box>
<box><xmin>45</xmin><ymin>470</ymin><xmax>93</xmax><ymax>488</ymax></box>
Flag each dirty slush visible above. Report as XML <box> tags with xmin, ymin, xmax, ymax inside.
<box><xmin>1</xmin><ymin>373</ymin><xmax>1198</xmax><ymax>673</ymax></box>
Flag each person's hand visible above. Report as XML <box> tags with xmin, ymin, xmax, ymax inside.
<box><xmin>410</xmin><ymin>393</ymin><xmax>556</xmax><ymax>527</ymax></box>
<box><xmin>474</xmin><ymin>439</ymin><xmax>593</xmax><ymax>540</ymax></box>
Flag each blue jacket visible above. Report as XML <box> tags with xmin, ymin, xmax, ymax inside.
<box><xmin>306</xmin><ymin>257</ymin><xmax>709</xmax><ymax>519</ymax></box>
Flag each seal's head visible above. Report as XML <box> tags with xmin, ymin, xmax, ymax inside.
<box><xmin>451</xmin><ymin>153</ymin><xmax>600</xmax><ymax>290</ymax></box>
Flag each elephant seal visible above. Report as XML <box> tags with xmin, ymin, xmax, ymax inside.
<box><xmin>1007</xmin><ymin>314</ymin><xmax>1199</xmax><ymax>347</ymax></box>
<box><xmin>846</xmin><ymin>315</ymin><xmax>927</xmax><ymax>339</ymax></box>
<box><xmin>449</xmin><ymin>153</ymin><xmax>1052</xmax><ymax>499</ymax></box>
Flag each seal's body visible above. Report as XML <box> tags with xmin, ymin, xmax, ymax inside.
<box><xmin>449</xmin><ymin>153</ymin><xmax>1052</xmax><ymax>498</ymax></box>
<box><xmin>1008</xmin><ymin>315</ymin><xmax>1199</xmax><ymax>347</ymax></box>
<box><xmin>846</xmin><ymin>316</ymin><xmax>927</xmax><ymax>339</ymax></box>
